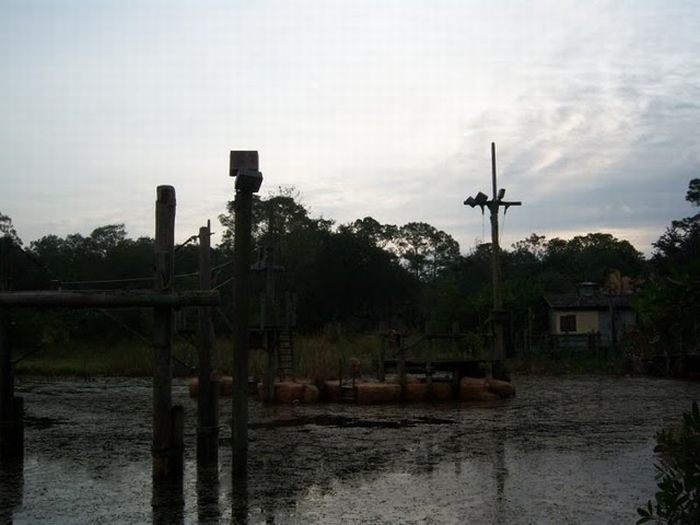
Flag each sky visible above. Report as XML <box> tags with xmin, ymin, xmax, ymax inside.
<box><xmin>1</xmin><ymin>0</ymin><xmax>699</xmax><ymax>255</ymax></box>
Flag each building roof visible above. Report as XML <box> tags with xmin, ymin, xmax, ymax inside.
<box><xmin>544</xmin><ymin>293</ymin><xmax>634</xmax><ymax>310</ymax></box>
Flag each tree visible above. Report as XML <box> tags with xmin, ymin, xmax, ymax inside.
<box><xmin>339</xmin><ymin>217</ymin><xmax>399</xmax><ymax>250</ymax></box>
<box><xmin>218</xmin><ymin>187</ymin><xmax>333</xmax><ymax>251</ymax></box>
<box><xmin>637</xmin><ymin>401</ymin><xmax>700</xmax><ymax>524</ymax></box>
<box><xmin>653</xmin><ymin>178</ymin><xmax>700</xmax><ymax>273</ymax></box>
<box><xmin>541</xmin><ymin>233</ymin><xmax>646</xmax><ymax>287</ymax></box>
<box><xmin>0</xmin><ymin>211</ymin><xmax>22</xmax><ymax>246</ymax></box>
<box><xmin>636</xmin><ymin>179</ymin><xmax>700</xmax><ymax>354</ymax></box>
<box><xmin>395</xmin><ymin>222</ymin><xmax>460</xmax><ymax>280</ymax></box>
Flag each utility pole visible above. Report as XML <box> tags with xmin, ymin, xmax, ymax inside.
<box><xmin>464</xmin><ymin>142</ymin><xmax>521</xmax><ymax>376</ymax></box>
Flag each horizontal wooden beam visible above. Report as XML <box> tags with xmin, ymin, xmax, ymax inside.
<box><xmin>0</xmin><ymin>290</ymin><xmax>220</xmax><ymax>308</ymax></box>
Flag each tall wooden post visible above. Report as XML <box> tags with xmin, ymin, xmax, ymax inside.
<box><xmin>0</xmin><ymin>237</ymin><xmax>22</xmax><ymax>461</ymax></box>
<box><xmin>152</xmin><ymin>185</ymin><xmax>180</xmax><ymax>481</ymax></box>
<box><xmin>197</xmin><ymin>221</ymin><xmax>219</xmax><ymax>463</ymax></box>
<box><xmin>489</xmin><ymin>142</ymin><xmax>505</xmax><ymax>365</ymax></box>
<box><xmin>464</xmin><ymin>142</ymin><xmax>521</xmax><ymax>379</ymax></box>
<box><xmin>230</xmin><ymin>151</ymin><xmax>263</xmax><ymax>479</ymax></box>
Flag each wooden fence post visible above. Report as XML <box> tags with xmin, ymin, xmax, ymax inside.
<box><xmin>152</xmin><ymin>185</ymin><xmax>179</xmax><ymax>481</ymax></box>
<box><xmin>377</xmin><ymin>335</ymin><xmax>385</xmax><ymax>382</ymax></box>
<box><xmin>0</xmin><ymin>237</ymin><xmax>22</xmax><ymax>461</ymax></box>
<box><xmin>197</xmin><ymin>222</ymin><xmax>219</xmax><ymax>463</ymax></box>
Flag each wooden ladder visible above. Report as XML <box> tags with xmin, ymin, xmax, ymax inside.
<box><xmin>277</xmin><ymin>329</ymin><xmax>294</xmax><ymax>380</ymax></box>
<box><xmin>339</xmin><ymin>384</ymin><xmax>356</xmax><ymax>403</ymax></box>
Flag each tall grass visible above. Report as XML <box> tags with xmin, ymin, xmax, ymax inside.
<box><xmin>15</xmin><ymin>333</ymin><xmax>633</xmax><ymax>378</ymax></box>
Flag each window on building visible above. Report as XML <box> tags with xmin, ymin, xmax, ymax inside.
<box><xmin>560</xmin><ymin>314</ymin><xmax>577</xmax><ymax>333</ymax></box>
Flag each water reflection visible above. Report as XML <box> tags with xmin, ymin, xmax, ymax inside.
<box><xmin>231</xmin><ymin>472</ymin><xmax>248</xmax><ymax>525</ymax></box>
<box><xmin>152</xmin><ymin>475</ymin><xmax>184</xmax><ymax>525</ymax></box>
<box><xmin>197</xmin><ymin>463</ymin><xmax>220</xmax><ymax>523</ymax></box>
<box><xmin>0</xmin><ymin>457</ymin><xmax>23</xmax><ymax>524</ymax></box>
<box><xmin>493</xmin><ymin>439</ymin><xmax>508</xmax><ymax>523</ymax></box>
<box><xmin>10</xmin><ymin>376</ymin><xmax>700</xmax><ymax>523</ymax></box>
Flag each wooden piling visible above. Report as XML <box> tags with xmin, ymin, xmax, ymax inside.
<box><xmin>171</xmin><ymin>404</ymin><xmax>184</xmax><ymax>476</ymax></box>
<box><xmin>265</xmin><ymin>333</ymin><xmax>277</xmax><ymax>402</ymax></box>
<box><xmin>197</xmin><ymin>222</ymin><xmax>219</xmax><ymax>463</ymax></box>
<box><xmin>377</xmin><ymin>336</ymin><xmax>386</xmax><ymax>382</ymax></box>
<box><xmin>231</xmin><ymin>187</ymin><xmax>254</xmax><ymax>478</ymax></box>
<box><xmin>396</xmin><ymin>333</ymin><xmax>406</xmax><ymax>401</ymax></box>
<box><xmin>0</xmin><ymin>237</ymin><xmax>22</xmax><ymax>460</ymax></box>
<box><xmin>153</xmin><ymin>185</ymin><xmax>176</xmax><ymax>480</ymax></box>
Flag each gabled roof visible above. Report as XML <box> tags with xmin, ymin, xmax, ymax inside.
<box><xmin>544</xmin><ymin>293</ymin><xmax>634</xmax><ymax>310</ymax></box>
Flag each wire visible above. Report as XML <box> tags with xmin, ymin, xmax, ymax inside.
<box><xmin>481</xmin><ymin>211</ymin><xmax>485</xmax><ymax>242</ymax></box>
<box><xmin>216</xmin><ymin>307</ymin><xmax>234</xmax><ymax>334</ymax></box>
<box><xmin>98</xmin><ymin>309</ymin><xmax>151</xmax><ymax>346</ymax></box>
<box><xmin>60</xmin><ymin>260</ymin><xmax>234</xmax><ymax>287</ymax></box>
<box><xmin>174</xmin><ymin>234</ymin><xmax>198</xmax><ymax>253</ymax></box>
<box><xmin>61</xmin><ymin>276</ymin><xmax>153</xmax><ymax>286</ymax></box>
<box><xmin>213</xmin><ymin>275</ymin><xmax>234</xmax><ymax>291</ymax></box>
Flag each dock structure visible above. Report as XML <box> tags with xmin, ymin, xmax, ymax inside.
<box><xmin>0</xmin><ymin>185</ymin><xmax>223</xmax><ymax>508</ymax></box>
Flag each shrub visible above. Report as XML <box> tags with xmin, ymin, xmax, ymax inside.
<box><xmin>637</xmin><ymin>401</ymin><xmax>700</xmax><ymax>524</ymax></box>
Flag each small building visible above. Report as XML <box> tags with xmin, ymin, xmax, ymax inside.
<box><xmin>544</xmin><ymin>282</ymin><xmax>637</xmax><ymax>350</ymax></box>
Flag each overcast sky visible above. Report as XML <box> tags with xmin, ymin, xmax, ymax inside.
<box><xmin>2</xmin><ymin>0</ymin><xmax>699</xmax><ymax>255</ymax></box>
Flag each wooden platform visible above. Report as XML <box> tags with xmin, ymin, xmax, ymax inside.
<box><xmin>383</xmin><ymin>358</ymin><xmax>489</xmax><ymax>378</ymax></box>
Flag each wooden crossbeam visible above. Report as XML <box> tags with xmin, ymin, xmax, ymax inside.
<box><xmin>0</xmin><ymin>290</ymin><xmax>220</xmax><ymax>308</ymax></box>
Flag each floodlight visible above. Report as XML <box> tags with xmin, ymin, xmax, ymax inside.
<box><xmin>474</xmin><ymin>192</ymin><xmax>488</xmax><ymax>206</ymax></box>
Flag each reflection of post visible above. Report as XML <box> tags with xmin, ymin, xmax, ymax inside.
<box><xmin>230</xmin><ymin>151</ymin><xmax>263</xmax><ymax>480</ymax></box>
<box><xmin>197</xmin><ymin>221</ymin><xmax>219</xmax><ymax>464</ymax></box>
<box><xmin>493</xmin><ymin>440</ymin><xmax>507</xmax><ymax>519</ymax></box>
<box><xmin>197</xmin><ymin>463</ymin><xmax>220</xmax><ymax>523</ymax></box>
<box><xmin>0</xmin><ymin>457</ymin><xmax>23</xmax><ymax>523</ymax></box>
<box><xmin>231</xmin><ymin>472</ymin><xmax>249</xmax><ymax>525</ymax></box>
<box><xmin>152</xmin><ymin>478</ymin><xmax>184</xmax><ymax>525</ymax></box>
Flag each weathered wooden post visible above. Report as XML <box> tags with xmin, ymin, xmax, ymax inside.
<box><xmin>230</xmin><ymin>151</ymin><xmax>263</xmax><ymax>479</ymax></box>
<box><xmin>0</xmin><ymin>237</ymin><xmax>22</xmax><ymax>461</ymax></box>
<box><xmin>152</xmin><ymin>185</ymin><xmax>181</xmax><ymax>481</ymax></box>
<box><xmin>377</xmin><ymin>335</ymin><xmax>386</xmax><ymax>382</ymax></box>
<box><xmin>394</xmin><ymin>331</ymin><xmax>407</xmax><ymax>400</ymax></box>
<box><xmin>464</xmin><ymin>142</ymin><xmax>521</xmax><ymax>379</ymax></box>
<box><xmin>197</xmin><ymin>221</ymin><xmax>219</xmax><ymax>464</ymax></box>
<box><xmin>265</xmin><ymin>332</ymin><xmax>277</xmax><ymax>402</ymax></box>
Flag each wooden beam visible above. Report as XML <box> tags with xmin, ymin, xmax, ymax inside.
<box><xmin>0</xmin><ymin>290</ymin><xmax>220</xmax><ymax>308</ymax></box>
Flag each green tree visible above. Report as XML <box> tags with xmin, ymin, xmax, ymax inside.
<box><xmin>396</xmin><ymin>222</ymin><xmax>460</xmax><ymax>280</ymax></box>
<box><xmin>636</xmin><ymin>179</ymin><xmax>700</xmax><ymax>354</ymax></box>
<box><xmin>0</xmin><ymin>211</ymin><xmax>22</xmax><ymax>246</ymax></box>
<box><xmin>637</xmin><ymin>402</ymin><xmax>700</xmax><ymax>524</ymax></box>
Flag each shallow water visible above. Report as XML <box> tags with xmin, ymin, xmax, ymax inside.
<box><xmin>2</xmin><ymin>375</ymin><xmax>699</xmax><ymax>524</ymax></box>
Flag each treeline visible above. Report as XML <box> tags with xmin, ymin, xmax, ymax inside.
<box><xmin>1</xmin><ymin>180</ymin><xmax>697</xmax><ymax>356</ymax></box>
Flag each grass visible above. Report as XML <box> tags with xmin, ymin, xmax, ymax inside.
<box><xmin>15</xmin><ymin>341</ymin><xmax>154</xmax><ymax>377</ymax></box>
<box><xmin>14</xmin><ymin>334</ymin><xmax>634</xmax><ymax>378</ymax></box>
<box><xmin>506</xmin><ymin>352</ymin><xmax>633</xmax><ymax>376</ymax></box>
